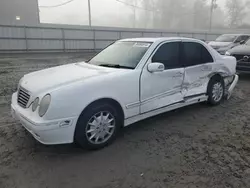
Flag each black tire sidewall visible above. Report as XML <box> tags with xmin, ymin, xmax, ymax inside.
<box><xmin>207</xmin><ymin>78</ymin><xmax>225</xmax><ymax>105</ymax></box>
<box><xmin>75</xmin><ymin>103</ymin><xmax>121</xmax><ymax>150</ymax></box>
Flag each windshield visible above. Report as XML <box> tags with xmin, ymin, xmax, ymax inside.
<box><xmin>215</xmin><ymin>35</ymin><xmax>237</xmax><ymax>42</ymax></box>
<box><xmin>89</xmin><ymin>41</ymin><xmax>151</xmax><ymax>69</ymax></box>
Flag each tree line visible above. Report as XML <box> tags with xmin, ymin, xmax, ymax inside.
<box><xmin>125</xmin><ymin>0</ymin><xmax>250</xmax><ymax>30</ymax></box>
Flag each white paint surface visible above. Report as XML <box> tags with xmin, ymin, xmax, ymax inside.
<box><xmin>11</xmin><ymin>37</ymin><xmax>238</xmax><ymax>145</ymax></box>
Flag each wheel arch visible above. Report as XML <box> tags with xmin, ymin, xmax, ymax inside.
<box><xmin>77</xmin><ymin>98</ymin><xmax>125</xmax><ymax>126</ymax></box>
<box><xmin>207</xmin><ymin>73</ymin><xmax>225</xmax><ymax>94</ymax></box>
<box><xmin>208</xmin><ymin>72</ymin><xmax>225</xmax><ymax>80</ymax></box>
<box><xmin>74</xmin><ymin>97</ymin><xmax>125</xmax><ymax>149</ymax></box>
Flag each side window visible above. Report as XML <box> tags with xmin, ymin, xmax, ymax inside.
<box><xmin>242</xmin><ymin>35</ymin><xmax>249</xmax><ymax>42</ymax></box>
<box><xmin>183</xmin><ymin>42</ymin><xmax>213</xmax><ymax>67</ymax></box>
<box><xmin>201</xmin><ymin>45</ymin><xmax>214</xmax><ymax>63</ymax></box>
<box><xmin>235</xmin><ymin>36</ymin><xmax>243</xmax><ymax>43</ymax></box>
<box><xmin>152</xmin><ymin>42</ymin><xmax>181</xmax><ymax>69</ymax></box>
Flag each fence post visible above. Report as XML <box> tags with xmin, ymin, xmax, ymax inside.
<box><xmin>205</xmin><ymin>33</ymin><xmax>208</xmax><ymax>41</ymax></box>
<box><xmin>93</xmin><ymin>29</ymin><xmax>96</xmax><ymax>52</ymax></box>
<box><xmin>62</xmin><ymin>28</ymin><xmax>66</xmax><ymax>52</ymax></box>
<box><xmin>119</xmin><ymin>31</ymin><xmax>122</xmax><ymax>39</ymax></box>
<box><xmin>24</xmin><ymin>26</ymin><xmax>28</xmax><ymax>52</ymax></box>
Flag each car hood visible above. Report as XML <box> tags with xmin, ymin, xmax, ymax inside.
<box><xmin>208</xmin><ymin>41</ymin><xmax>232</xmax><ymax>48</ymax></box>
<box><xmin>20</xmin><ymin>62</ymin><xmax>119</xmax><ymax>94</ymax></box>
<box><xmin>228</xmin><ymin>45</ymin><xmax>250</xmax><ymax>55</ymax></box>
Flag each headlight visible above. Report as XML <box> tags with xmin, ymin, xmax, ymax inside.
<box><xmin>32</xmin><ymin>97</ymin><xmax>39</xmax><ymax>112</ymax></box>
<box><xmin>225</xmin><ymin>51</ymin><xmax>231</xmax><ymax>56</ymax></box>
<box><xmin>38</xmin><ymin>94</ymin><xmax>51</xmax><ymax>117</ymax></box>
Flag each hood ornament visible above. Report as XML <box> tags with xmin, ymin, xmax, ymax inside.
<box><xmin>243</xmin><ymin>56</ymin><xmax>249</xmax><ymax>61</ymax></box>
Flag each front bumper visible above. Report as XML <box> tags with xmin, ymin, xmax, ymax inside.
<box><xmin>11</xmin><ymin>93</ymin><xmax>77</xmax><ymax>145</ymax></box>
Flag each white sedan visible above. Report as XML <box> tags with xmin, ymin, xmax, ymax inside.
<box><xmin>11</xmin><ymin>37</ymin><xmax>239</xmax><ymax>150</ymax></box>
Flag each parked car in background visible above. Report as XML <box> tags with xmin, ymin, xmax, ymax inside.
<box><xmin>226</xmin><ymin>39</ymin><xmax>250</xmax><ymax>73</ymax></box>
<box><xmin>209</xmin><ymin>34</ymin><xmax>250</xmax><ymax>55</ymax></box>
<box><xmin>11</xmin><ymin>37</ymin><xmax>238</xmax><ymax>150</ymax></box>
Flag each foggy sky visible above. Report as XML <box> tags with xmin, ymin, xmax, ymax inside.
<box><xmin>39</xmin><ymin>0</ymin><xmax>132</xmax><ymax>27</ymax></box>
<box><xmin>38</xmin><ymin>0</ymin><xmax>227</xmax><ymax>27</ymax></box>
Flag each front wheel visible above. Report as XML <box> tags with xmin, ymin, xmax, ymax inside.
<box><xmin>207</xmin><ymin>77</ymin><xmax>225</xmax><ymax>105</ymax></box>
<box><xmin>75</xmin><ymin>103</ymin><xmax>121</xmax><ymax>150</ymax></box>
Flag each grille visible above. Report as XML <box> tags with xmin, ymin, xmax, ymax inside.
<box><xmin>17</xmin><ymin>87</ymin><xmax>30</xmax><ymax>108</ymax></box>
<box><xmin>232</xmin><ymin>54</ymin><xmax>250</xmax><ymax>61</ymax></box>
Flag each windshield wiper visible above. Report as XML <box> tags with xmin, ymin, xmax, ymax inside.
<box><xmin>99</xmin><ymin>64</ymin><xmax>134</xmax><ymax>69</ymax></box>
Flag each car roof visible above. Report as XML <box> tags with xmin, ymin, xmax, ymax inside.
<box><xmin>119</xmin><ymin>37</ymin><xmax>223</xmax><ymax>61</ymax></box>
<box><xmin>119</xmin><ymin>37</ymin><xmax>202</xmax><ymax>43</ymax></box>
<box><xmin>220</xmin><ymin>34</ymin><xmax>250</xmax><ymax>36</ymax></box>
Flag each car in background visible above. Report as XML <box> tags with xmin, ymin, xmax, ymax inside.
<box><xmin>208</xmin><ymin>34</ymin><xmax>250</xmax><ymax>55</ymax></box>
<box><xmin>226</xmin><ymin>39</ymin><xmax>250</xmax><ymax>73</ymax></box>
<box><xmin>11</xmin><ymin>37</ymin><xmax>238</xmax><ymax>150</ymax></box>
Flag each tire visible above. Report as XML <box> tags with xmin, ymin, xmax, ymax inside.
<box><xmin>207</xmin><ymin>76</ymin><xmax>225</xmax><ymax>105</ymax></box>
<box><xmin>74</xmin><ymin>102</ymin><xmax>122</xmax><ymax>150</ymax></box>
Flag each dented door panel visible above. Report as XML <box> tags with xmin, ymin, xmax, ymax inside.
<box><xmin>183</xmin><ymin>63</ymin><xmax>213</xmax><ymax>97</ymax></box>
<box><xmin>180</xmin><ymin>40</ymin><xmax>235</xmax><ymax>98</ymax></box>
<box><xmin>140</xmin><ymin>68</ymin><xmax>184</xmax><ymax>113</ymax></box>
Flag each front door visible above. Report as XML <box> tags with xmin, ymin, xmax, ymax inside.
<box><xmin>140</xmin><ymin>41</ymin><xmax>184</xmax><ymax>114</ymax></box>
<box><xmin>181</xmin><ymin>41</ymin><xmax>214</xmax><ymax>98</ymax></box>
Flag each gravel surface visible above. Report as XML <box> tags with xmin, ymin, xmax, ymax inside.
<box><xmin>1</xmin><ymin>53</ymin><xmax>250</xmax><ymax>188</ymax></box>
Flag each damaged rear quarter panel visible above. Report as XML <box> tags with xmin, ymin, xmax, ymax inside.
<box><xmin>183</xmin><ymin>56</ymin><xmax>236</xmax><ymax>97</ymax></box>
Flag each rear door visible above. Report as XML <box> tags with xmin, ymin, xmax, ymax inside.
<box><xmin>182</xmin><ymin>41</ymin><xmax>214</xmax><ymax>98</ymax></box>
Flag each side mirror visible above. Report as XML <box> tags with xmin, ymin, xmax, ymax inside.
<box><xmin>240</xmin><ymin>40</ymin><xmax>245</xmax><ymax>45</ymax></box>
<box><xmin>148</xmin><ymin>63</ymin><xmax>165</xmax><ymax>73</ymax></box>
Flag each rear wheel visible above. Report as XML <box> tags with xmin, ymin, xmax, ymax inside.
<box><xmin>75</xmin><ymin>103</ymin><xmax>122</xmax><ymax>150</ymax></box>
<box><xmin>207</xmin><ymin>76</ymin><xmax>225</xmax><ymax>105</ymax></box>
